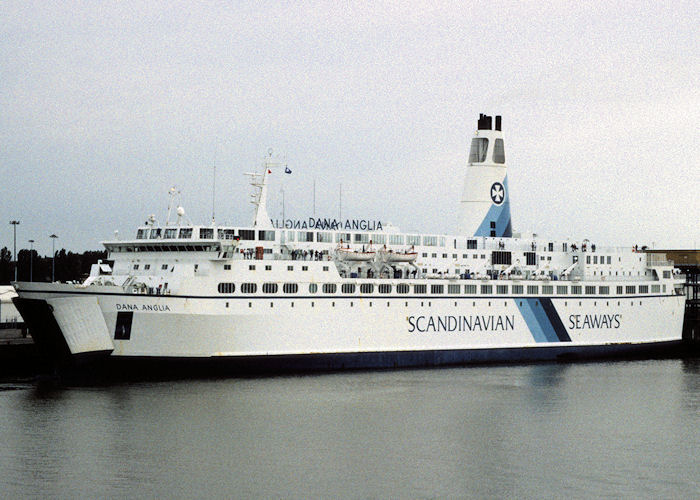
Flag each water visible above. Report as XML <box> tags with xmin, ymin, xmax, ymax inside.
<box><xmin>1</xmin><ymin>359</ymin><xmax>698</xmax><ymax>498</ymax></box>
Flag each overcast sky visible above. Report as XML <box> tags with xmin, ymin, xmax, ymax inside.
<box><xmin>1</xmin><ymin>1</ymin><xmax>698</xmax><ymax>256</ymax></box>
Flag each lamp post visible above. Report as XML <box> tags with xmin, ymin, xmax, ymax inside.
<box><xmin>28</xmin><ymin>239</ymin><xmax>35</xmax><ymax>282</ymax></box>
<box><xmin>10</xmin><ymin>221</ymin><xmax>19</xmax><ymax>282</ymax></box>
<box><xmin>50</xmin><ymin>234</ymin><xmax>58</xmax><ymax>282</ymax></box>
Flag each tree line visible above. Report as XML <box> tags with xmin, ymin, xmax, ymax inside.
<box><xmin>0</xmin><ymin>247</ymin><xmax>107</xmax><ymax>285</ymax></box>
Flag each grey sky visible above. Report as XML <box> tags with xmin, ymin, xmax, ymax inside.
<box><xmin>1</xmin><ymin>1</ymin><xmax>698</xmax><ymax>256</ymax></box>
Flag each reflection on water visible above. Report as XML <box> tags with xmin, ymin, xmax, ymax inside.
<box><xmin>1</xmin><ymin>360</ymin><xmax>698</xmax><ymax>498</ymax></box>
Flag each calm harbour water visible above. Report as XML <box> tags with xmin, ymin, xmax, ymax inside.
<box><xmin>1</xmin><ymin>358</ymin><xmax>698</xmax><ymax>499</ymax></box>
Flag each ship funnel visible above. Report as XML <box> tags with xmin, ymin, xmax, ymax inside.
<box><xmin>458</xmin><ymin>114</ymin><xmax>512</xmax><ymax>237</ymax></box>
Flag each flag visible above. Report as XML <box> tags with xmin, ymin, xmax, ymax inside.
<box><xmin>285</xmin><ymin>166</ymin><xmax>292</xmax><ymax>174</ymax></box>
<box><xmin>267</xmin><ymin>169</ymin><xmax>271</xmax><ymax>174</ymax></box>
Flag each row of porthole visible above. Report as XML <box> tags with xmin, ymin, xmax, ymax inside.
<box><xmin>222</xmin><ymin>299</ymin><xmax>648</xmax><ymax>308</ymax></box>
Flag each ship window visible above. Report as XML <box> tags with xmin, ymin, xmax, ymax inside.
<box><xmin>617</xmin><ymin>286</ymin><xmax>623</xmax><ymax>294</ymax></box>
<box><xmin>372</xmin><ymin>234</ymin><xmax>386</xmax><ymax>244</ymax></box>
<box><xmin>379</xmin><ymin>284</ymin><xmax>392</xmax><ymax>294</ymax></box>
<box><xmin>448</xmin><ymin>284</ymin><xmax>460</xmax><ymax>294</ymax></box>
<box><xmin>258</xmin><ymin>230</ymin><xmax>275</xmax><ymax>241</ymax></box>
<box><xmin>557</xmin><ymin>285</ymin><xmax>568</xmax><ymax>295</ymax></box>
<box><xmin>263</xmin><ymin>283</ymin><xmax>278</xmax><ymax>293</ymax></box>
<box><xmin>527</xmin><ymin>285</ymin><xmax>538</xmax><ymax>294</ymax></box>
<box><xmin>464</xmin><ymin>284</ymin><xmax>477</xmax><ymax>294</ymax></box>
<box><xmin>626</xmin><ymin>286</ymin><xmax>636</xmax><ymax>294</ymax></box>
<box><xmin>469</xmin><ymin>138</ymin><xmax>489</xmax><ymax>163</ymax></box>
<box><xmin>241</xmin><ymin>283</ymin><xmax>257</xmax><ymax>293</ymax></box>
<box><xmin>585</xmin><ymin>286</ymin><xmax>596</xmax><ymax>294</ymax></box>
<box><xmin>144</xmin><ymin>264</ymin><xmax>151</xmax><ymax>270</ymax></box>
<box><xmin>164</xmin><ymin>228</ymin><xmax>177</xmax><ymax>239</ymax></box>
<box><xmin>161</xmin><ymin>264</ymin><xmax>168</xmax><ymax>270</ymax></box>
<box><xmin>512</xmin><ymin>285</ymin><xmax>523</xmax><ymax>294</ymax></box>
<box><xmin>397</xmin><ymin>284</ymin><xmax>409</xmax><ymax>294</ymax></box>
<box><xmin>652</xmin><ymin>285</ymin><xmax>660</xmax><ymax>293</ymax></box>
<box><xmin>481</xmin><ymin>285</ymin><xmax>492</xmax><ymax>294</ymax></box>
<box><xmin>309</xmin><ymin>283</ymin><xmax>318</xmax><ymax>293</ymax></box>
<box><xmin>497</xmin><ymin>285</ymin><xmax>508</xmax><ymax>294</ymax></box>
<box><xmin>322</xmin><ymin>283</ymin><xmax>337</xmax><ymax>294</ymax></box>
<box><xmin>302</xmin><ymin>266</ymin><xmax>308</xmax><ymax>271</ymax></box>
<box><xmin>335</xmin><ymin>233</ymin><xmax>351</xmax><ymax>243</ymax></box>
<box><xmin>218</xmin><ymin>228</ymin><xmax>237</xmax><ymax>240</ymax></box>
<box><xmin>149</xmin><ymin>228</ymin><xmax>161</xmax><ymax>239</ymax></box>
<box><xmin>493</xmin><ymin>139</ymin><xmax>505</xmax><ymax>163</ymax></box>
<box><xmin>492</xmin><ymin>251</ymin><xmax>512</xmax><ymax>265</ymax></box>
<box><xmin>572</xmin><ymin>286</ymin><xmax>582</xmax><ymax>295</ymax></box>
<box><xmin>238</xmin><ymin>230</ymin><xmax>255</xmax><ymax>240</ymax></box>
<box><xmin>342</xmin><ymin>283</ymin><xmax>356</xmax><ymax>294</ymax></box>
<box><xmin>389</xmin><ymin>235</ymin><xmax>404</xmax><ymax>245</ymax></box>
<box><xmin>599</xmin><ymin>286</ymin><xmax>610</xmax><ymax>294</ymax></box>
<box><xmin>265</xmin><ymin>265</ymin><xmax>272</xmax><ymax>270</ymax></box>
<box><xmin>218</xmin><ymin>283</ymin><xmax>236</xmax><ymax>293</ymax></box>
<box><xmin>406</xmin><ymin>235</ymin><xmax>421</xmax><ymax>246</ymax></box>
<box><xmin>178</xmin><ymin>228</ymin><xmax>193</xmax><ymax>239</ymax></box>
<box><xmin>542</xmin><ymin>285</ymin><xmax>553</xmax><ymax>294</ymax></box>
<box><xmin>525</xmin><ymin>252</ymin><xmax>536</xmax><ymax>266</ymax></box>
<box><xmin>607</xmin><ymin>256</ymin><xmax>611</xmax><ymax>264</ymax></box>
<box><xmin>323</xmin><ymin>266</ymin><xmax>329</xmax><ymax>271</ymax></box>
<box><xmin>423</xmin><ymin>236</ymin><xmax>437</xmax><ymax>246</ymax></box>
<box><xmin>316</xmin><ymin>232</ymin><xmax>332</xmax><ymax>243</ymax></box>
<box><xmin>283</xmin><ymin>283</ymin><xmax>298</xmax><ymax>293</ymax></box>
<box><xmin>133</xmin><ymin>264</ymin><xmax>139</xmax><ymax>270</ymax></box>
<box><xmin>467</xmin><ymin>239</ymin><xmax>477</xmax><ymax>249</ymax></box>
<box><xmin>360</xmin><ymin>283</ymin><xmax>374</xmax><ymax>294</ymax></box>
<box><xmin>136</xmin><ymin>229</ymin><xmax>147</xmax><ymax>239</ymax></box>
<box><xmin>354</xmin><ymin>233</ymin><xmax>369</xmax><ymax>243</ymax></box>
<box><xmin>199</xmin><ymin>228</ymin><xmax>214</xmax><ymax>239</ymax></box>
<box><xmin>430</xmin><ymin>284</ymin><xmax>444</xmax><ymax>294</ymax></box>
<box><xmin>249</xmin><ymin>265</ymin><xmax>255</xmax><ymax>270</ymax></box>
<box><xmin>413</xmin><ymin>284</ymin><xmax>427</xmax><ymax>294</ymax></box>
<box><xmin>287</xmin><ymin>265</ymin><xmax>293</xmax><ymax>271</ymax></box>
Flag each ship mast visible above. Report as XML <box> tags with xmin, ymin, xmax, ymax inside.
<box><xmin>245</xmin><ymin>149</ymin><xmax>285</xmax><ymax>229</ymax></box>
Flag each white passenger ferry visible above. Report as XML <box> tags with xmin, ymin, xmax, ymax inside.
<box><xmin>13</xmin><ymin>115</ymin><xmax>685</xmax><ymax>373</ymax></box>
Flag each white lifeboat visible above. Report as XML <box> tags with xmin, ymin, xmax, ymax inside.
<box><xmin>335</xmin><ymin>247</ymin><xmax>376</xmax><ymax>262</ymax></box>
<box><xmin>378</xmin><ymin>248</ymin><xmax>417</xmax><ymax>263</ymax></box>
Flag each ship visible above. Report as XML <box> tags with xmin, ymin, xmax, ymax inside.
<box><xmin>13</xmin><ymin>114</ymin><xmax>685</xmax><ymax>375</ymax></box>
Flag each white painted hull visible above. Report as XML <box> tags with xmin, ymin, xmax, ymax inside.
<box><xmin>14</xmin><ymin>284</ymin><xmax>685</xmax><ymax>369</ymax></box>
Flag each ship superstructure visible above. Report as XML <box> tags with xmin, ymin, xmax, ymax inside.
<box><xmin>13</xmin><ymin>115</ymin><xmax>685</xmax><ymax>372</ymax></box>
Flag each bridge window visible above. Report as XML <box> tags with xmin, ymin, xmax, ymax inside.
<box><xmin>239</xmin><ymin>230</ymin><xmax>255</xmax><ymax>240</ymax></box>
<box><xmin>150</xmin><ymin>228</ymin><xmax>162</xmax><ymax>239</ymax></box>
<box><xmin>136</xmin><ymin>229</ymin><xmax>147</xmax><ymax>239</ymax></box>
<box><xmin>164</xmin><ymin>228</ymin><xmax>177</xmax><ymax>239</ymax></box>
<box><xmin>199</xmin><ymin>228</ymin><xmax>214</xmax><ymax>239</ymax></box>
<box><xmin>178</xmin><ymin>228</ymin><xmax>193</xmax><ymax>239</ymax></box>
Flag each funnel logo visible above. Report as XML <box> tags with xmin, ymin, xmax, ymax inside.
<box><xmin>490</xmin><ymin>182</ymin><xmax>505</xmax><ymax>205</ymax></box>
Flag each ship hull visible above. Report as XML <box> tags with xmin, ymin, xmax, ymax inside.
<box><xmin>13</xmin><ymin>283</ymin><xmax>685</xmax><ymax>377</ymax></box>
